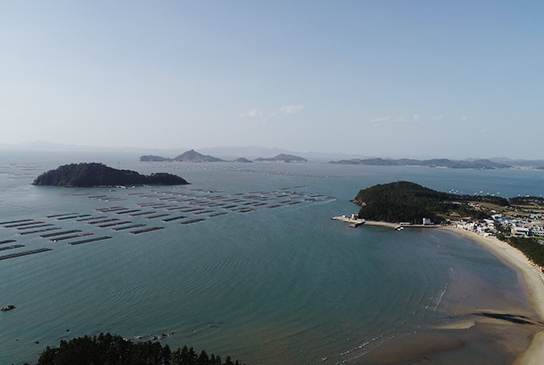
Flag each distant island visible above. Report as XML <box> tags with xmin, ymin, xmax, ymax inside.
<box><xmin>354</xmin><ymin>181</ymin><xmax>508</xmax><ymax>224</ymax></box>
<box><xmin>140</xmin><ymin>150</ymin><xmax>307</xmax><ymax>163</ymax></box>
<box><xmin>332</xmin><ymin>158</ymin><xmax>511</xmax><ymax>169</ymax></box>
<box><xmin>140</xmin><ymin>149</ymin><xmax>224</xmax><ymax>162</ymax></box>
<box><xmin>253</xmin><ymin>154</ymin><xmax>308</xmax><ymax>163</ymax></box>
<box><xmin>32</xmin><ymin>163</ymin><xmax>189</xmax><ymax>187</ymax></box>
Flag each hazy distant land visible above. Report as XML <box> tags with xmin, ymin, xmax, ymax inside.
<box><xmin>332</xmin><ymin>158</ymin><xmax>513</xmax><ymax>169</ymax></box>
<box><xmin>140</xmin><ymin>148</ymin><xmax>544</xmax><ymax>170</ymax></box>
<box><xmin>140</xmin><ymin>150</ymin><xmax>308</xmax><ymax>163</ymax></box>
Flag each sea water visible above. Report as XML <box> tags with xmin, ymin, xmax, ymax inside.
<box><xmin>1</xmin><ymin>150</ymin><xmax>543</xmax><ymax>365</ymax></box>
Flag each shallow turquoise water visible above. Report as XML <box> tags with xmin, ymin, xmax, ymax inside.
<box><xmin>0</xmin><ymin>151</ymin><xmax>541</xmax><ymax>364</ymax></box>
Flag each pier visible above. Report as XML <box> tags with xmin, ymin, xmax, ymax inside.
<box><xmin>331</xmin><ymin>215</ymin><xmax>366</xmax><ymax>228</ymax></box>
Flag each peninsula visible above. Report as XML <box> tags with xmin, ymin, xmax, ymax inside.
<box><xmin>348</xmin><ymin>181</ymin><xmax>544</xmax><ymax>364</ymax></box>
<box><xmin>353</xmin><ymin>181</ymin><xmax>508</xmax><ymax>224</ymax></box>
<box><xmin>32</xmin><ymin>163</ymin><xmax>189</xmax><ymax>187</ymax></box>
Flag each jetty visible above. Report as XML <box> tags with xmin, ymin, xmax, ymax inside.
<box><xmin>331</xmin><ymin>215</ymin><xmax>366</xmax><ymax>228</ymax></box>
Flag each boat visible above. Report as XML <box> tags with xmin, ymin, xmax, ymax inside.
<box><xmin>1</xmin><ymin>305</ymin><xmax>15</xmax><ymax>311</ymax></box>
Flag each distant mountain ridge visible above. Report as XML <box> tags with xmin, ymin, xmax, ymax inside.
<box><xmin>174</xmin><ymin>149</ymin><xmax>224</xmax><ymax>162</ymax></box>
<box><xmin>254</xmin><ymin>154</ymin><xmax>308</xmax><ymax>163</ymax></box>
<box><xmin>330</xmin><ymin>158</ymin><xmax>513</xmax><ymax>169</ymax></box>
<box><xmin>139</xmin><ymin>150</ymin><xmax>307</xmax><ymax>163</ymax></box>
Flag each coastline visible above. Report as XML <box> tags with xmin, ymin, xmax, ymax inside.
<box><xmin>440</xmin><ymin>226</ymin><xmax>544</xmax><ymax>365</ymax></box>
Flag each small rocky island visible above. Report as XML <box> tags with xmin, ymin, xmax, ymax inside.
<box><xmin>32</xmin><ymin>163</ymin><xmax>189</xmax><ymax>187</ymax></box>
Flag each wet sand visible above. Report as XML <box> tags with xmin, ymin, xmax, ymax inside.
<box><xmin>356</xmin><ymin>225</ymin><xmax>544</xmax><ymax>364</ymax></box>
<box><xmin>440</xmin><ymin>227</ymin><xmax>544</xmax><ymax>365</ymax></box>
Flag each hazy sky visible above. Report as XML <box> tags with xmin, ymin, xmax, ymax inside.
<box><xmin>1</xmin><ymin>1</ymin><xmax>543</xmax><ymax>158</ymax></box>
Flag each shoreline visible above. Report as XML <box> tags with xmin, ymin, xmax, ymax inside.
<box><xmin>439</xmin><ymin>226</ymin><xmax>544</xmax><ymax>365</ymax></box>
<box><xmin>353</xmin><ymin>219</ymin><xmax>544</xmax><ymax>364</ymax></box>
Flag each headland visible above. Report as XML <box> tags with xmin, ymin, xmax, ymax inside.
<box><xmin>335</xmin><ymin>181</ymin><xmax>544</xmax><ymax>364</ymax></box>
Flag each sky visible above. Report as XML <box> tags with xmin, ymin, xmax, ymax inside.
<box><xmin>1</xmin><ymin>1</ymin><xmax>543</xmax><ymax>159</ymax></box>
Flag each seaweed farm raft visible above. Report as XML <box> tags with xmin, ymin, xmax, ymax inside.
<box><xmin>0</xmin><ymin>186</ymin><xmax>335</xmax><ymax>262</ymax></box>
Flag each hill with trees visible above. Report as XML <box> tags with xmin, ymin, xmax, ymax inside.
<box><xmin>173</xmin><ymin>150</ymin><xmax>224</xmax><ymax>162</ymax></box>
<box><xmin>354</xmin><ymin>181</ymin><xmax>508</xmax><ymax>224</ymax></box>
<box><xmin>35</xmin><ymin>332</ymin><xmax>244</xmax><ymax>365</ymax></box>
<box><xmin>32</xmin><ymin>163</ymin><xmax>188</xmax><ymax>187</ymax></box>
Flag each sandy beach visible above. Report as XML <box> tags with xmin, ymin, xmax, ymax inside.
<box><xmin>440</xmin><ymin>227</ymin><xmax>544</xmax><ymax>365</ymax></box>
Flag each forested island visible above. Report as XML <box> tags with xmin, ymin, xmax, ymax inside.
<box><xmin>354</xmin><ymin>181</ymin><xmax>508</xmax><ymax>224</ymax></box>
<box><xmin>33</xmin><ymin>333</ymin><xmax>244</xmax><ymax>365</ymax></box>
<box><xmin>32</xmin><ymin>163</ymin><xmax>188</xmax><ymax>187</ymax></box>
